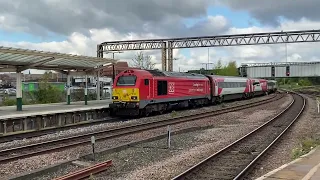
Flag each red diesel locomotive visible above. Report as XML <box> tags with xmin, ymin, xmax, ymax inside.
<box><xmin>110</xmin><ymin>69</ymin><xmax>275</xmax><ymax>116</ymax></box>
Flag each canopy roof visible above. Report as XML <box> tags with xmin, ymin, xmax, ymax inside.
<box><xmin>0</xmin><ymin>46</ymin><xmax>116</xmax><ymax>72</ymax></box>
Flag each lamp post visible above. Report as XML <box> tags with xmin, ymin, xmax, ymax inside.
<box><xmin>104</xmin><ymin>51</ymin><xmax>123</xmax><ymax>82</ymax></box>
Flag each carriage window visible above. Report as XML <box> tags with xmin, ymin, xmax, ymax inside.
<box><xmin>116</xmin><ymin>75</ymin><xmax>137</xmax><ymax>86</ymax></box>
<box><xmin>157</xmin><ymin>80</ymin><xmax>167</xmax><ymax>95</ymax></box>
<box><xmin>144</xmin><ymin>79</ymin><xmax>149</xmax><ymax>85</ymax></box>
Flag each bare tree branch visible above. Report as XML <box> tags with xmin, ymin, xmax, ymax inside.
<box><xmin>131</xmin><ymin>51</ymin><xmax>156</xmax><ymax>70</ymax></box>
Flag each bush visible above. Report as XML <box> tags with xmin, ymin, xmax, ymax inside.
<box><xmin>298</xmin><ymin>79</ymin><xmax>312</xmax><ymax>86</ymax></box>
<box><xmin>2</xmin><ymin>97</ymin><xmax>16</xmax><ymax>106</ymax></box>
<box><xmin>32</xmin><ymin>80</ymin><xmax>64</xmax><ymax>104</ymax></box>
<box><xmin>1</xmin><ymin>95</ymin><xmax>33</xmax><ymax>106</ymax></box>
<box><xmin>291</xmin><ymin>138</ymin><xmax>320</xmax><ymax>159</ymax></box>
<box><xmin>35</xmin><ymin>87</ymin><xmax>64</xmax><ymax>104</ymax></box>
<box><xmin>71</xmin><ymin>89</ymin><xmax>97</xmax><ymax>101</ymax></box>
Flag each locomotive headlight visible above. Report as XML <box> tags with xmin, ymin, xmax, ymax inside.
<box><xmin>131</xmin><ymin>96</ymin><xmax>138</xmax><ymax>100</ymax></box>
<box><xmin>112</xmin><ymin>96</ymin><xmax>118</xmax><ymax>100</ymax></box>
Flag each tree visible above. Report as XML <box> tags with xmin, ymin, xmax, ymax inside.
<box><xmin>224</xmin><ymin>61</ymin><xmax>238</xmax><ymax>76</ymax></box>
<box><xmin>34</xmin><ymin>72</ymin><xmax>63</xmax><ymax>103</ymax></box>
<box><xmin>212</xmin><ymin>60</ymin><xmax>238</xmax><ymax>76</ymax></box>
<box><xmin>213</xmin><ymin>59</ymin><xmax>223</xmax><ymax>75</ymax></box>
<box><xmin>131</xmin><ymin>51</ymin><xmax>156</xmax><ymax>70</ymax></box>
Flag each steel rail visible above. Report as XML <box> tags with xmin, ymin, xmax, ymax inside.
<box><xmin>0</xmin><ymin>117</ymin><xmax>123</xmax><ymax>144</ymax></box>
<box><xmin>53</xmin><ymin>160</ymin><xmax>112</xmax><ymax>180</ymax></box>
<box><xmin>0</xmin><ymin>93</ymin><xmax>283</xmax><ymax>164</ymax></box>
<box><xmin>0</xmin><ymin>93</ymin><xmax>279</xmax><ymax>144</ymax></box>
<box><xmin>172</xmin><ymin>92</ymin><xmax>305</xmax><ymax>180</ymax></box>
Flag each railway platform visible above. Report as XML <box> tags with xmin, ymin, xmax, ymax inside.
<box><xmin>257</xmin><ymin>146</ymin><xmax>320</xmax><ymax>180</ymax></box>
<box><xmin>0</xmin><ymin>100</ymin><xmax>111</xmax><ymax>135</ymax></box>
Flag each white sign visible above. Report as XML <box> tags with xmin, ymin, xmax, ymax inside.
<box><xmin>168</xmin><ymin>82</ymin><xmax>175</xmax><ymax>94</ymax></box>
<box><xmin>91</xmin><ymin>136</ymin><xmax>96</xmax><ymax>144</ymax></box>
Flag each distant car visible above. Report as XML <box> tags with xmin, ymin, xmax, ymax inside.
<box><xmin>0</xmin><ymin>89</ymin><xmax>9</xmax><ymax>95</ymax></box>
<box><xmin>103</xmin><ymin>86</ymin><xmax>112</xmax><ymax>99</ymax></box>
<box><xmin>8</xmin><ymin>88</ymin><xmax>16</xmax><ymax>95</ymax></box>
<box><xmin>0</xmin><ymin>88</ymin><xmax>15</xmax><ymax>95</ymax></box>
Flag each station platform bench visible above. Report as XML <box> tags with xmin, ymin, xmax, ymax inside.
<box><xmin>0</xmin><ymin>100</ymin><xmax>111</xmax><ymax>134</ymax></box>
<box><xmin>257</xmin><ymin>147</ymin><xmax>320</xmax><ymax>180</ymax></box>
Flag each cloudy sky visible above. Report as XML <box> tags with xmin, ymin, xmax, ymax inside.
<box><xmin>0</xmin><ymin>0</ymin><xmax>320</xmax><ymax>73</ymax></box>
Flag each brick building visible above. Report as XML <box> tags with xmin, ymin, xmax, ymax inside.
<box><xmin>102</xmin><ymin>61</ymin><xmax>140</xmax><ymax>77</ymax></box>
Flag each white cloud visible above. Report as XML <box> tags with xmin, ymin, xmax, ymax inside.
<box><xmin>1</xmin><ymin>17</ymin><xmax>320</xmax><ymax>74</ymax></box>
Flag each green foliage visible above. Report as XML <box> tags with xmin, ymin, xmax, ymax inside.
<box><xmin>298</xmin><ymin>79</ymin><xmax>312</xmax><ymax>86</ymax></box>
<box><xmin>2</xmin><ymin>97</ymin><xmax>16</xmax><ymax>106</ymax></box>
<box><xmin>32</xmin><ymin>72</ymin><xmax>64</xmax><ymax>104</ymax></box>
<box><xmin>188</xmin><ymin>60</ymin><xmax>239</xmax><ymax>76</ymax></box>
<box><xmin>291</xmin><ymin>138</ymin><xmax>320</xmax><ymax>159</ymax></box>
<box><xmin>213</xmin><ymin>60</ymin><xmax>239</xmax><ymax>76</ymax></box>
<box><xmin>278</xmin><ymin>78</ymin><xmax>313</xmax><ymax>89</ymax></box>
<box><xmin>171</xmin><ymin>110</ymin><xmax>178</xmax><ymax>118</ymax></box>
<box><xmin>1</xmin><ymin>72</ymin><xmax>101</xmax><ymax>106</ymax></box>
<box><xmin>1</xmin><ymin>94</ymin><xmax>32</xmax><ymax>106</ymax></box>
<box><xmin>71</xmin><ymin>89</ymin><xmax>97</xmax><ymax>101</ymax></box>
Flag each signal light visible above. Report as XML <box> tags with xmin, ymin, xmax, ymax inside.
<box><xmin>285</xmin><ymin>66</ymin><xmax>290</xmax><ymax>76</ymax></box>
<box><xmin>271</xmin><ymin>66</ymin><xmax>275</xmax><ymax>77</ymax></box>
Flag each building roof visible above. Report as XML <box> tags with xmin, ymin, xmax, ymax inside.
<box><xmin>0</xmin><ymin>46</ymin><xmax>117</xmax><ymax>72</ymax></box>
<box><xmin>102</xmin><ymin>61</ymin><xmax>140</xmax><ymax>76</ymax></box>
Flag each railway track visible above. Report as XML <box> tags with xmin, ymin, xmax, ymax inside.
<box><xmin>0</xmin><ymin>117</ymin><xmax>125</xmax><ymax>144</ymax></box>
<box><xmin>0</xmin><ymin>93</ymin><xmax>284</xmax><ymax>164</ymax></box>
<box><xmin>173</xmin><ymin>92</ymin><xmax>305</xmax><ymax>180</ymax></box>
<box><xmin>0</xmin><ymin>93</ymin><xmax>279</xmax><ymax>144</ymax></box>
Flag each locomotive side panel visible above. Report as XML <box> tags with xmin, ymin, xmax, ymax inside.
<box><xmin>142</xmin><ymin>77</ymin><xmax>211</xmax><ymax>104</ymax></box>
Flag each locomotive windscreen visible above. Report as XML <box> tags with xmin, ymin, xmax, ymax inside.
<box><xmin>116</xmin><ymin>75</ymin><xmax>137</xmax><ymax>86</ymax></box>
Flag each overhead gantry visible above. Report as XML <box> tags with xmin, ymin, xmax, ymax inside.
<box><xmin>0</xmin><ymin>46</ymin><xmax>117</xmax><ymax>111</ymax></box>
<box><xmin>97</xmin><ymin>29</ymin><xmax>320</xmax><ymax>71</ymax></box>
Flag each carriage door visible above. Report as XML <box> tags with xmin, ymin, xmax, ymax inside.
<box><xmin>250</xmin><ymin>80</ymin><xmax>254</xmax><ymax>93</ymax></box>
<box><xmin>214</xmin><ymin>79</ymin><xmax>218</xmax><ymax>96</ymax></box>
<box><xmin>144</xmin><ymin>79</ymin><xmax>150</xmax><ymax>98</ymax></box>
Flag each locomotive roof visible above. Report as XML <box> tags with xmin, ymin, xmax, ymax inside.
<box><xmin>145</xmin><ymin>70</ymin><xmax>207</xmax><ymax>78</ymax></box>
<box><xmin>207</xmin><ymin>75</ymin><xmax>249</xmax><ymax>79</ymax></box>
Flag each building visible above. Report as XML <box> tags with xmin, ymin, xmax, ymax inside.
<box><xmin>102</xmin><ymin>61</ymin><xmax>140</xmax><ymax>77</ymax></box>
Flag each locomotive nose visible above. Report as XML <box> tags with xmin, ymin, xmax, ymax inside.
<box><xmin>112</xmin><ymin>88</ymin><xmax>140</xmax><ymax>102</ymax></box>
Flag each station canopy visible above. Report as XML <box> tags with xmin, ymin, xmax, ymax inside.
<box><xmin>0</xmin><ymin>46</ymin><xmax>117</xmax><ymax>72</ymax></box>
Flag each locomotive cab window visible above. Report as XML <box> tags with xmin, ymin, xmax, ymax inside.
<box><xmin>144</xmin><ymin>79</ymin><xmax>149</xmax><ymax>85</ymax></box>
<box><xmin>157</xmin><ymin>80</ymin><xmax>167</xmax><ymax>96</ymax></box>
<box><xmin>116</xmin><ymin>75</ymin><xmax>137</xmax><ymax>86</ymax></box>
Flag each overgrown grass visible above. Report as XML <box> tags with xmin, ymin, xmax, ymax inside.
<box><xmin>291</xmin><ymin>138</ymin><xmax>320</xmax><ymax>160</ymax></box>
<box><xmin>89</xmin><ymin>174</ymin><xmax>95</xmax><ymax>179</ymax></box>
<box><xmin>171</xmin><ymin>110</ymin><xmax>178</xmax><ymax>118</ymax></box>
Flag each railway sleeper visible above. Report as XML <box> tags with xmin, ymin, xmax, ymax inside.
<box><xmin>197</xmin><ymin>172</ymin><xmax>237</xmax><ymax>179</ymax></box>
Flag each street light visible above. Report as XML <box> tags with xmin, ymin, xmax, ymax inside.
<box><xmin>104</xmin><ymin>51</ymin><xmax>123</xmax><ymax>82</ymax></box>
<box><xmin>172</xmin><ymin>58</ymin><xmax>180</xmax><ymax>72</ymax></box>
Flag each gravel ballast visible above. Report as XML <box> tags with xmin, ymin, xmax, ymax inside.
<box><xmin>17</xmin><ymin>93</ymin><xmax>293</xmax><ymax>180</ymax></box>
<box><xmin>0</xmin><ymin>94</ymin><xmax>275</xmax><ymax>151</ymax></box>
<box><xmin>248</xmin><ymin>94</ymin><xmax>320</xmax><ymax>179</ymax></box>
